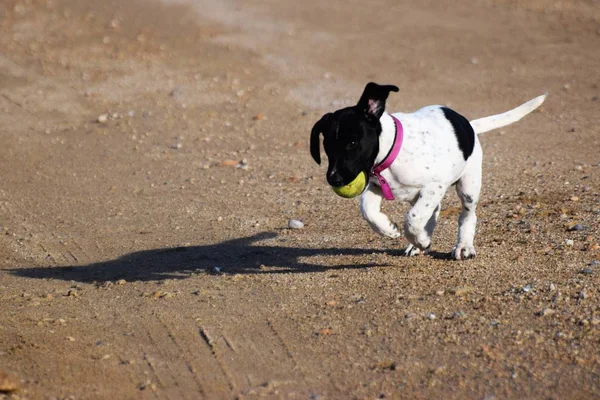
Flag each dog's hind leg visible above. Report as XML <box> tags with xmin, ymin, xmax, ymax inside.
<box><xmin>452</xmin><ymin>143</ymin><xmax>483</xmax><ymax>260</ymax></box>
<box><xmin>360</xmin><ymin>185</ymin><xmax>401</xmax><ymax>238</ymax></box>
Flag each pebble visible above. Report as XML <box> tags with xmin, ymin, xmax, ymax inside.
<box><xmin>97</xmin><ymin>114</ymin><xmax>108</xmax><ymax>124</ymax></box>
<box><xmin>452</xmin><ymin>311</ymin><xmax>467</xmax><ymax>319</ymax></box>
<box><xmin>116</xmin><ymin>279</ymin><xmax>127</xmax><ymax>285</ymax></box>
<box><xmin>565</xmin><ymin>239</ymin><xmax>574</xmax><ymax>247</ymax></box>
<box><xmin>67</xmin><ymin>289</ymin><xmax>79</xmax><ymax>297</ymax></box>
<box><xmin>404</xmin><ymin>313</ymin><xmax>415</xmax><ymax>319</ymax></box>
<box><xmin>522</xmin><ymin>284</ymin><xmax>532</xmax><ymax>293</ymax></box>
<box><xmin>590</xmin><ymin>261</ymin><xmax>600</xmax><ymax>266</ymax></box>
<box><xmin>581</xmin><ymin>268</ymin><xmax>594</xmax><ymax>275</ymax></box>
<box><xmin>538</xmin><ymin>308</ymin><xmax>555</xmax><ymax>317</ymax></box>
<box><xmin>426</xmin><ymin>313</ymin><xmax>436</xmax><ymax>320</ymax></box>
<box><xmin>221</xmin><ymin>160</ymin><xmax>239</xmax><ymax>167</ymax></box>
<box><xmin>170</xmin><ymin>143</ymin><xmax>182</xmax><ymax>150</ymax></box>
<box><xmin>579</xmin><ymin>289</ymin><xmax>589</xmax><ymax>300</ymax></box>
<box><xmin>0</xmin><ymin>370</ymin><xmax>19</xmax><ymax>393</ymax></box>
<box><xmin>288</xmin><ymin>219</ymin><xmax>304</xmax><ymax>229</ymax></box>
<box><xmin>568</xmin><ymin>224</ymin><xmax>589</xmax><ymax>232</ymax></box>
<box><xmin>448</xmin><ymin>286</ymin><xmax>473</xmax><ymax>296</ymax></box>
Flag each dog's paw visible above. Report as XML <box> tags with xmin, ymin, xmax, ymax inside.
<box><xmin>403</xmin><ymin>243</ymin><xmax>431</xmax><ymax>257</ymax></box>
<box><xmin>452</xmin><ymin>245</ymin><xmax>476</xmax><ymax>260</ymax></box>
<box><xmin>372</xmin><ymin>222</ymin><xmax>401</xmax><ymax>239</ymax></box>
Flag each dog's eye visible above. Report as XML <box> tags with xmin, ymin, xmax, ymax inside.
<box><xmin>347</xmin><ymin>141</ymin><xmax>358</xmax><ymax>149</ymax></box>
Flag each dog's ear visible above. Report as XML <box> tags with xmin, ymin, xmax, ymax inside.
<box><xmin>310</xmin><ymin>113</ymin><xmax>331</xmax><ymax>165</ymax></box>
<box><xmin>357</xmin><ymin>82</ymin><xmax>399</xmax><ymax>121</ymax></box>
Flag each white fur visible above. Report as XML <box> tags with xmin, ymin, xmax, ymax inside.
<box><xmin>360</xmin><ymin>95</ymin><xmax>545</xmax><ymax>259</ymax></box>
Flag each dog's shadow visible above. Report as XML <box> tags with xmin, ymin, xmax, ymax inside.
<box><xmin>6</xmin><ymin>232</ymin><xmax>453</xmax><ymax>283</ymax></box>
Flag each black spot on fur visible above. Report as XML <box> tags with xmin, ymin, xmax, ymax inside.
<box><xmin>442</xmin><ymin>107</ymin><xmax>475</xmax><ymax>160</ymax></box>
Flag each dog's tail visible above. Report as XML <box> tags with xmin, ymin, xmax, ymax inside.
<box><xmin>470</xmin><ymin>93</ymin><xmax>547</xmax><ymax>135</ymax></box>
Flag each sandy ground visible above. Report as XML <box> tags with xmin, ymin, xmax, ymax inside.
<box><xmin>1</xmin><ymin>0</ymin><xmax>599</xmax><ymax>399</ymax></box>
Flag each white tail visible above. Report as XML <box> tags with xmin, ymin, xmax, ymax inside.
<box><xmin>470</xmin><ymin>94</ymin><xmax>547</xmax><ymax>135</ymax></box>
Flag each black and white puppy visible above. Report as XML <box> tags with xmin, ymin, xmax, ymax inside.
<box><xmin>310</xmin><ymin>82</ymin><xmax>545</xmax><ymax>260</ymax></box>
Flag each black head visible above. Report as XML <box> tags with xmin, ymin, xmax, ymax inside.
<box><xmin>310</xmin><ymin>82</ymin><xmax>399</xmax><ymax>187</ymax></box>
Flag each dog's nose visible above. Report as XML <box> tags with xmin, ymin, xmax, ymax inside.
<box><xmin>327</xmin><ymin>173</ymin><xmax>344</xmax><ymax>187</ymax></box>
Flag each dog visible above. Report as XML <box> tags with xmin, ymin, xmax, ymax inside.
<box><xmin>310</xmin><ymin>82</ymin><xmax>546</xmax><ymax>260</ymax></box>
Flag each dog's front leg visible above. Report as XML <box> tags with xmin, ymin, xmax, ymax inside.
<box><xmin>404</xmin><ymin>184</ymin><xmax>446</xmax><ymax>251</ymax></box>
<box><xmin>359</xmin><ymin>185</ymin><xmax>400</xmax><ymax>238</ymax></box>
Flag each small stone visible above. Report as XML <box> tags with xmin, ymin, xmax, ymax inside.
<box><xmin>66</xmin><ymin>336</ymin><xmax>75</xmax><ymax>342</ymax></box>
<box><xmin>97</xmin><ymin>114</ymin><xmax>108</xmax><ymax>124</ymax></box>
<box><xmin>537</xmin><ymin>308</ymin><xmax>555</xmax><ymax>317</ymax></box>
<box><xmin>253</xmin><ymin>113</ymin><xmax>266</xmax><ymax>121</ymax></box>
<box><xmin>318</xmin><ymin>328</ymin><xmax>333</xmax><ymax>335</ymax></box>
<box><xmin>372</xmin><ymin>359</ymin><xmax>396</xmax><ymax>371</ymax></box>
<box><xmin>586</xmin><ymin>244</ymin><xmax>600</xmax><ymax>252</ymax></box>
<box><xmin>590</xmin><ymin>261</ymin><xmax>600</xmax><ymax>266</ymax></box>
<box><xmin>211</xmin><ymin>266</ymin><xmax>223</xmax><ymax>274</ymax></box>
<box><xmin>570</xmin><ymin>196</ymin><xmax>579</xmax><ymax>202</ymax></box>
<box><xmin>579</xmin><ymin>289</ymin><xmax>589</xmax><ymax>300</ymax></box>
<box><xmin>448</xmin><ymin>286</ymin><xmax>473</xmax><ymax>296</ymax></box>
<box><xmin>0</xmin><ymin>370</ymin><xmax>20</xmax><ymax>393</ymax></box>
<box><xmin>435</xmin><ymin>289</ymin><xmax>445</xmax><ymax>296</ymax></box>
<box><xmin>221</xmin><ymin>159</ymin><xmax>238</xmax><ymax>167</ymax></box>
<box><xmin>522</xmin><ymin>284</ymin><xmax>532</xmax><ymax>293</ymax></box>
<box><xmin>452</xmin><ymin>311</ymin><xmax>467</xmax><ymax>319</ymax></box>
<box><xmin>67</xmin><ymin>289</ymin><xmax>79</xmax><ymax>297</ymax></box>
<box><xmin>170</xmin><ymin>143</ymin><xmax>182</xmax><ymax>150</ymax></box>
<box><xmin>404</xmin><ymin>313</ymin><xmax>415</xmax><ymax>319</ymax></box>
<box><xmin>581</xmin><ymin>268</ymin><xmax>594</xmax><ymax>275</ymax></box>
<box><xmin>426</xmin><ymin>313</ymin><xmax>436</xmax><ymax>320</ymax></box>
<box><xmin>288</xmin><ymin>219</ymin><xmax>304</xmax><ymax>229</ymax></box>
<box><xmin>470</xmin><ymin>57</ymin><xmax>479</xmax><ymax>65</ymax></box>
<box><xmin>568</xmin><ymin>224</ymin><xmax>589</xmax><ymax>232</ymax></box>
<box><xmin>549</xmin><ymin>283</ymin><xmax>557</xmax><ymax>291</ymax></box>
<box><xmin>565</xmin><ymin>239</ymin><xmax>574</xmax><ymax>247</ymax></box>
<box><xmin>116</xmin><ymin>279</ymin><xmax>127</xmax><ymax>285</ymax></box>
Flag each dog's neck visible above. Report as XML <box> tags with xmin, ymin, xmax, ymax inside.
<box><xmin>374</xmin><ymin>112</ymin><xmax>397</xmax><ymax>166</ymax></box>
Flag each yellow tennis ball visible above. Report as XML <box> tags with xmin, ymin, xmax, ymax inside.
<box><xmin>331</xmin><ymin>171</ymin><xmax>367</xmax><ymax>198</ymax></box>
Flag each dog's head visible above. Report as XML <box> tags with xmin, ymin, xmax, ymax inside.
<box><xmin>310</xmin><ymin>82</ymin><xmax>399</xmax><ymax>187</ymax></box>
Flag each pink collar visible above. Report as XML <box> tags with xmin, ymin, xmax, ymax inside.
<box><xmin>371</xmin><ymin>115</ymin><xmax>403</xmax><ymax>200</ymax></box>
